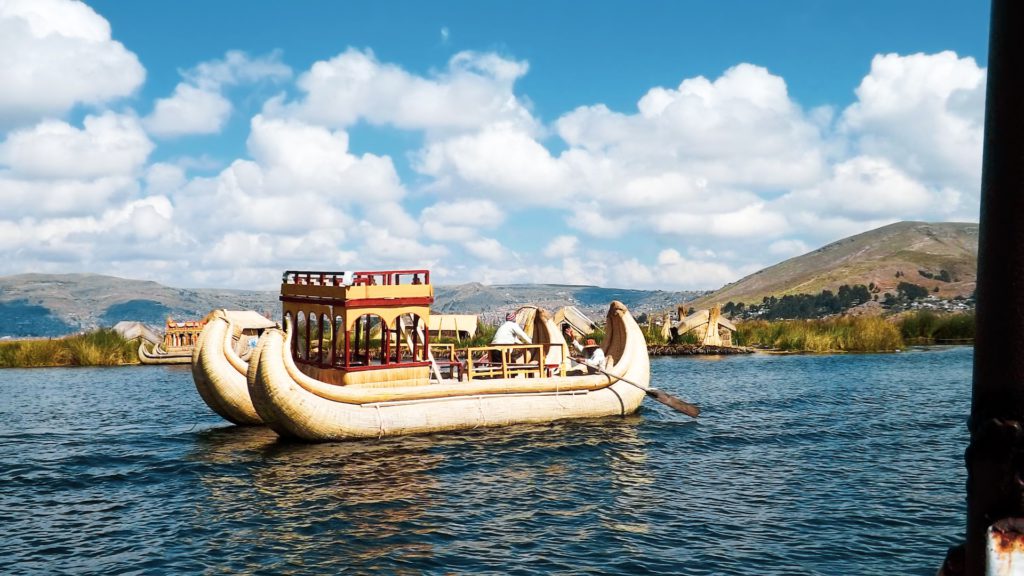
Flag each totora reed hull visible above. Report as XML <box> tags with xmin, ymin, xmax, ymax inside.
<box><xmin>138</xmin><ymin>341</ymin><xmax>192</xmax><ymax>365</ymax></box>
<box><xmin>248</xmin><ymin>301</ymin><xmax>650</xmax><ymax>442</ymax></box>
<box><xmin>191</xmin><ymin>311</ymin><xmax>264</xmax><ymax>425</ymax></box>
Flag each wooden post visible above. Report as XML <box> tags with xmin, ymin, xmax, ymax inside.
<box><xmin>950</xmin><ymin>2</ymin><xmax>1024</xmax><ymax>574</ymax></box>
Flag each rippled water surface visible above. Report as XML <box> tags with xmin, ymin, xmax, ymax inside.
<box><xmin>1</xmin><ymin>347</ymin><xmax>970</xmax><ymax>575</ymax></box>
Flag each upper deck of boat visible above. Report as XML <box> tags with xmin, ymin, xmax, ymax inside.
<box><xmin>280</xmin><ymin>269</ymin><xmax>434</xmax><ymax>308</ymax></box>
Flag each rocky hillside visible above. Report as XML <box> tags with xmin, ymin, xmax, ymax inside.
<box><xmin>433</xmin><ymin>283</ymin><xmax>700</xmax><ymax>324</ymax></box>
<box><xmin>0</xmin><ymin>273</ymin><xmax>700</xmax><ymax>338</ymax></box>
<box><xmin>0</xmin><ymin>273</ymin><xmax>278</xmax><ymax>338</ymax></box>
<box><xmin>687</xmin><ymin>221</ymin><xmax>978</xmax><ymax>310</ymax></box>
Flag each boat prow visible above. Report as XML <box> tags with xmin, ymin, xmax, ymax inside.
<box><xmin>248</xmin><ymin>300</ymin><xmax>650</xmax><ymax>442</ymax></box>
<box><xmin>191</xmin><ymin>311</ymin><xmax>264</xmax><ymax>425</ymax></box>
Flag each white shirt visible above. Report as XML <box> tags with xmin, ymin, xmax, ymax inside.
<box><xmin>587</xmin><ymin>347</ymin><xmax>606</xmax><ymax>368</ymax></box>
<box><xmin>491</xmin><ymin>321</ymin><xmax>531</xmax><ymax>345</ymax></box>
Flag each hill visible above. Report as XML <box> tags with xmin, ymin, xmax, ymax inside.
<box><xmin>433</xmin><ymin>283</ymin><xmax>700</xmax><ymax>324</ymax></box>
<box><xmin>687</xmin><ymin>221</ymin><xmax>978</xmax><ymax>310</ymax></box>
<box><xmin>0</xmin><ymin>273</ymin><xmax>279</xmax><ymax>338</ymax></box>
<box><xmin>0</xmin><ymin>273</ymin><xmax>700</xmax><ymax>338</ymax></box>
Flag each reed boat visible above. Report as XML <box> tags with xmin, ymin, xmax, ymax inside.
<box><xmin>247</xmin><ymin>269</ymin><xmax>651</xmax><ymax>442</ymax></box>
<box><xmin>138</xmin><ymin>341</ymin><xmax>192</xmax><ymax>365</ymax></box>
<box><xmin>191</xmin><ymin>310</ymin><xmax>278</xmax><ymax>425</ymax></box>
<box><xmin>139</xmin><ymin>316</ymin><xmax>205</xmax><ymax>365</ymax></box>
<box><xmin>191</xmin><ymin>310</ymin><xmax>269</xmax><ymax>425</ymax></box>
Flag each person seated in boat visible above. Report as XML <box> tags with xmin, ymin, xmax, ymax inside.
<box><xmin>488</xmin><ymin>312</ymin><xmax>531</xmax><ymax>365</ymax></box>
<box><xmin>570</xmin><ymin>339</ymin><xmax>606</xmax><ymax>375</ymax></box>
<box><xmin>411</xmin><ymin>274</ymin><xmax>422</xmax><ymax>285</ymax></box>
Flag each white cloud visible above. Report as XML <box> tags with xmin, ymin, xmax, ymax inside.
<box><xmin>841</xmin><ymin>51</ymin><xmax>984</xmax><ymax>195</ymax></box>
<box><xmin>0</xmin><ymin>113</ymin><xmax>152</xmax><ymax>218</ymax></box>
<box><xmin>0</xmin><ymin>45</ymin><xmax>989</xmax><ymax>291</ymax></box>
<box><xmin>188</xmin><ymin>49</ymin><xmax>291</xmax><ymax>88</ymax></box>
<box><xmin>556</xmin><ymin>63</ymin><xmax>826</xmax><ymax>190</ymax></box>
<box><xmin>0</xmin><ymin>175</ymin><xmax>138</xmax><ymax>218</ymax></box>
<box><xmin>462</xmin><ymin>237</ymin><xmax>505</xmax><ymax>261</ymax></box>
<box><xmin>421</xmin><ymin>199</ymin><xmax>504</xmax><ymax>225</ymax></box>
<box><xmin>0</xmin><ymin>112</ymin><xmax>152</xmax><ymax>180</ymax></box>
<box><xmin>245</xmin><ymin>114</ymin><xmax>405</xmax><ymax>202</ymax></box>
<box><xmin>768</xmin><ymin>239</ymin><xmax>810</xmax><ymax>258</ymax></box>
<box><xmin>781</xmin><ymin>156</ymin><xmax>934</xmax><ymax>218</ymax></box>
<box><xmin>419</xmin><ymin>199</ymin><xmax>504</xmax><ymax>242</ymax></box>
<box><xmin>654</xmin><ymin>249</ymin><xmax>748</xmax><ymax>289</ymax></box>
<box><xmin>543</xmin><ymin>235</ymin><xmax>579</xmax><ymax>258</ymax></box>
<box><xmin>145</xmin><ymin>50</ymin><xmax>291</xmax><ymax>137</ymax></box>
<box><xmin>277</xmin><ymin>48</ymin><xmax>536</xmax><ymax>133</ymax></box>
<box><xmin>652</xmin><ymin>202</ymin><xmax>789</xmax><ymax>239</ymax></box>
<box><xmin>145</xmin><ymin>85</ymin><xmax>232</xmax><ymax>137</ymax></box>
<box><xmin>144</xmin><ymin>163</ymin><xmax>187</xmax><ymax>196</ymax></box>
<box><xmin>0</xmin><ymin>0</ymin><xmax>144</xmax><ymax>127</ymax></box>
<box><xmin>415</xmin><ymin>123</ymin><xmax>569</xmax><ymax>202</ymax></box>
<box><xmin>567</xmin><ymin>204</ymin><xmax>633</xmax><ymax>238</ymax></box>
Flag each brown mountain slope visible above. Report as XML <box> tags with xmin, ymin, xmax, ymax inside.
<box><xmin>687</xmin><ymin>221</ymin><xmax>978</xmax><ymax>309</ymax></box>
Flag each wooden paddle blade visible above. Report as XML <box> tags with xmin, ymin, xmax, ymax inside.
<box><xmin>646</xmin><ymin>388</ymin><xmax>701</xmax><ymax>418</ymax></box>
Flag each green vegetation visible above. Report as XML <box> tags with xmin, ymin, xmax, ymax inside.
<box><xmin>897</xmin><ymin>281</ymin><xmax>930</xmax><ymax>301</ymax></box>
<box><xmin>724</xmin><ymin>284</ymin><xmax>874</xmax><ymax>320</ymax></box>
<box><xmin>735</xmin><ymin>311</ymin><xmax>975</xmax><ymax>352</ymax></box>
<box><xmin>0</xmin><ymin>329</ymin><xmax>139</xmax><ymax>368</ymax></box>
<box><xmin>642</xmin><ymin>323</ymin><xmax>668</xmax><ymax>345</ymax></box>
<box><xmin>918</xmin><ymin>269</ymin><xmax>953</xmax><ymax>282</ymax></box>
<box><xmin>900</xmin><ymin>311</ymin><xmax>975</xmax><ymax>342</ymax></box>
<box><xmin>736</xmin><ymin>316</ymin><xmax>903</xmax><ymax>352</ymax></box>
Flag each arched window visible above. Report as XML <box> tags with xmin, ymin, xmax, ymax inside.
<box><xmin>283</xmin><ymin>312</ymin><xmax>294</xmax><ymax>358</ymax></box>
<box><xmin>308</xmin><ymin>314</ymin><xmax>319</xmax><ymax>364</ymax></box>
<box><xmin>391</xmin><ymin>313</ymin><xmax>427</xmax><ymax>363</ymax></box>
<box><xmin>333</xmin><ymin>315</ymin><xmax>344</xmax><ymax>368</ymax></box>
<box><xmin>295</xmin><ymin>312</ymin><xmax>307</xmax><ymax>361</ymax></box>
<box><xmin>348</xmin><ymin>314</ymin><xmax>385</xmax><ymax>367</ymax></box>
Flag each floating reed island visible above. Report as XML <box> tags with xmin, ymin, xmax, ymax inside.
<box><xmin>734</xmin><ymin>311</ymin><xmax>975</xmax><ymax>352</ymax></box>
<box><xmin>0</xmin><ymin>329</ymin><xmax>138</xmax><ymax>368</ymax></box>
<box><xmin>648</xmin><ymin>344</ymin><xmax>753</xmax><ymax>356</ymax></box>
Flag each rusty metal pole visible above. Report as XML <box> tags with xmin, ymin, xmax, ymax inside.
<box><xmin>957</xmin><ymin>0</ymin><xmax>1024</xmax><ymax>574</ymax></box>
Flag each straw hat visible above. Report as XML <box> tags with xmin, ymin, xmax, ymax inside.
<box><xmin>584</xmin><ymin>338</ymin><xmax>598</xmax><ymax>349</ymax></box>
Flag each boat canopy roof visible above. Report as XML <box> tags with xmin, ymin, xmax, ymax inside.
<box><xmin>202</xmin><ymin>310</ymin><xmax>276</xmax><ymax>331</ymax></box>
<box><xmin>428</xmin><ymin>314</ymin><xmax>478</xmax><ymax>336</ymax></box>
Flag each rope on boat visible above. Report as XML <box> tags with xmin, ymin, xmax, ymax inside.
<box><xmin>608</xmin><ymin>386</ymin><xmax>626</xmax><ymax>416</ymax></box>
<box><xmin>375</xmin><ymin>404</ymin><xmax>387</xmax><ymax>438</ymax></box>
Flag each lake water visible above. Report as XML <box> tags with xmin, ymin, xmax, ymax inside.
<box><xmin>0</xmin><ymin>347</ymin><xmax>971</xmax><ymax>575</ymax></box>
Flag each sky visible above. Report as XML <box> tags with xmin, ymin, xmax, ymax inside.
<box><xmin>0</xmin><ymin>0</ymin><xmax>991</xmax><ymax>291</ymax></box>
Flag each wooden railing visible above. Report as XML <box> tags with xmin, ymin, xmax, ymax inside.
<box><xmin>282</xmin><ymin>269</ymin><xmax>430</xmax><ymax>287</ymax></box>
<box><xmin>464</xmin><ymin>343</ymin><xmax>567</xmax><ymax>380</ymax></box>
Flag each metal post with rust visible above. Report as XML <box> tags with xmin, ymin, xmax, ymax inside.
<box><xmin>948</xmin><ymin>1</ymin><xmax>1024</xmax><ymax>574</ymax></box>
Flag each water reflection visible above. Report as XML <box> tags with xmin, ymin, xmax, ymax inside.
<box><xmin>189</xmin><ymin>427</ymin><xmax>444</xmax><ymax>573</ymax></box>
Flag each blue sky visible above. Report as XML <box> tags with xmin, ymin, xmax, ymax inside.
<box><xmin>0</xmin><ymin>0</ymin><xmax>991</xmax><ymax>290</ymax></box>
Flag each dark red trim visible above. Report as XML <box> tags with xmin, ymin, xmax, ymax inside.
<box><xmin>295</xmin><ymin>359</ymin><xmax>431</xmax><ymax>372</ymax></box>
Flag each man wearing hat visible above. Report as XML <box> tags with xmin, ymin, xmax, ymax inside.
<box><xmin>581</xmin><ymin>338</ymin><xmax>605</xmax><ymax>374</ymax></box>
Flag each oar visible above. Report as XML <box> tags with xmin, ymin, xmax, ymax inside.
<box><xmin>571</xmin><ymin>357</ymin><xmax>700</xmax><ymax>418</ymax></box>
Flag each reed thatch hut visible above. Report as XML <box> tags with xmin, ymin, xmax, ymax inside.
<box><xmin>670</xmin><ymin>305</ymin><xmax>737</xmax><ymax>347</ymax></box>
<box><xmin>554</xmin><ymin>306</ymin><xmax>598</xmax><ymax>336</ymax></box>
<box><xmin>427</xmin><ymin>314</ymin><xmax>478</xmax><ymax>341</ymax></box>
